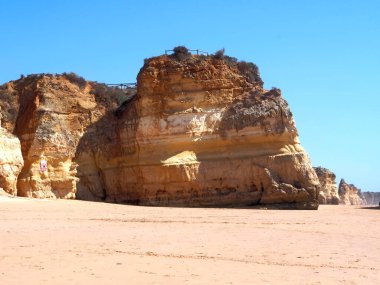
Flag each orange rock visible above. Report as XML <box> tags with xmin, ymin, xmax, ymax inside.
<box><xmin>77</xmin><ymin>53</ymin><xmax>320</xmax><ymax>209</ymax></box>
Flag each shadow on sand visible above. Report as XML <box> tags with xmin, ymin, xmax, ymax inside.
<box><xmin>358</xmin><ymin>206</ymin><xmax>380</xmax><ymax>210</ymax></box>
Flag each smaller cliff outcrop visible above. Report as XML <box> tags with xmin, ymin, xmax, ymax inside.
<box><xmin>314</xmin><ymin>167</ymin><xmax>340</xmax><ymax>204</ymax></box>
<box><xmin>338</xmin><ymin>179</ymin><xmax>366</xmax><ymax>205</ymax></box>
<box><xmin>0</xmin><ymin>73</ymin><xmax>127</xmax><ymax>199</ymax></box>
<box><xmin>362</xmin><ymin>192</ymin><xmax>380</xmax><ymax>205</ymax></box>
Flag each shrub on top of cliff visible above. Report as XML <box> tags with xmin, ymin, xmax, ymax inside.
<box><xmin>236</xmin><ymin>61</ymin><xmax>263</xmax><ymax>85</ymax></box>
<box><xmin>213</xmin><ymin>48</ymin><xmax>225</xmax><ymax>59</ymax></box>
<box><xmin>90</xmin><ymin>83</ymin><xmax>134</xmax><ymax>106</ymax></box>
<box><xmin>223</xmin><ymin>55</ymin><xmax>238</xmax><ymax>65</ymax></box>
<box><xmin>62</xmin><ymin>72</ymin><xmax>87</xmax><ymax>89</ymax></box>
<box><xmin>170</xmin><ymin>46</ymin><xmax>192</xmax><ymax>61</ymax></box>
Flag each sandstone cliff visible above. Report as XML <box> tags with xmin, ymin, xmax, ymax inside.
<box><xmin>314</xmin><ymin>167</ymin><xmax>340</xmax><ymax>204</ymax></box>
<box><xmin>0</xmin><ymin>74</ymin><xmax>125</xmax><ymax>198</ymax></box>
<box><xmin>76</xmin><ymin>50</ymin><xmax>320</xmax><ymax>208</ymax></box>
<box><xmin>362</xmin><ymin>192</ymin><xmax>380</xmax><ymax>205</ymax></box>
<box><xmin>338</xmin><ymin>179</ymin><xmax>366</xmax><ymax>205</ymax></box>
<box><xmin>1</xmin><ymin>49</ymin><xmax>320</xmax><ymax>208</ymax></box>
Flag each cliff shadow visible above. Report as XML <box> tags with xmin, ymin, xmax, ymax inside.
<box><xmin>74</xmin><ymin>95</ymin><xmax>139</xmax><ymax>201</ymax></box>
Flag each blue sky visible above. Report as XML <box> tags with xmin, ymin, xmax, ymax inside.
<box><xmin>1</xmin><ymin>0</ymin><xmax>379</xmax><ymax>191</ymax></box>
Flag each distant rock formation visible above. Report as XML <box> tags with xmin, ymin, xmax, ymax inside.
<box><xmin>362</xmin><ymin>192</ymin><xmax>380</xmax><ymax>205</ymax></box>
<box><xmin>338</xmin><ymin>179</ymin><xmax>366</xmax><ymax>205</ymax></box>
<box><xmin>76</xmin><ymin>50</ymin><xmax>320</xmax><ymax>209</ymax></box>
<box><xmin>314</xmin><ymin>167</ymin><xmax>340</xmax><ymax>204</ymax></box>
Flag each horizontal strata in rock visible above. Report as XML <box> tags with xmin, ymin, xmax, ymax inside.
<box><xmin>75</xmin><ymin>53</ymin><xmax>320</xmax><ymax>209</ymax></box>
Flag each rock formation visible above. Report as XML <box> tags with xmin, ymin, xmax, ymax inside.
<box><xmin>76</xmin><ymin>50</ymin><xmax>320</xmax><ymax>209</ymax></box>
<box><xmin>362</xmin><ymin>192</ymin><xmax>380</xmax><ymax>205</ymax></box>
<box><xmin>0</xmin><ymin>74</ymin><xmax>126</xmax><ymax>198</ymax></box>
<box><xmin>1</xmin><ymin>49</ymin><xmax>320</xmax><ymax>209</ymax></box>
<box><xmin>338</xmin><ymin>179</ymin><xmax>366</xmax><ymax>205</ymax></box>
<box><xmin>314</xmin><ymin>167</ymin><xmax>340</xmax><ymax>204</ymax></box>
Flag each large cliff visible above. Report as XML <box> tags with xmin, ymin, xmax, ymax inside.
<box><xmin>0</xmin><ymin>50</ymin><xmax>320</xmax><ymax>208</ymax></box>
<box><xmin>76</xmin><ymin>50</ymin><xmax>320</xmax><ymax>208</ymax></box>
<box><xmin>314</xmin><ymin>167</ymin><xmax>340</xmax><ymax>204</ymax></box>
<box><xmin>338</xmin><ymin>179</ymin><xmax>366</xmax><ymax>205</ymax></box>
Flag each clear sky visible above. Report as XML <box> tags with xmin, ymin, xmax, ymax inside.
<box><xmin>1</xmin><ymin>0</ymin><xmax>379</xmax><ymax>191</ymax></box>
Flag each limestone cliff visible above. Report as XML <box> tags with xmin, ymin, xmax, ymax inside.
<box><xmin>314</xmin><ymin>167</ymin><xmax>340</xmax><ymax>204</ymax></box>
<box><xmin>76</xmin><ymin>51</ymin><xmax>320</xmax><ymax>209</ymax></box>
<box><xmin>338</xmin><ymin>179</ymin><xmax>366</xmax><ymax>205</ymax></box>
<box><xmin>362</xmin><ymin>192</ymin><xmax>380</xmax><ymax>205</ymax></box>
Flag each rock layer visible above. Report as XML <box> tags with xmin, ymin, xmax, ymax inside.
<box><xmin>314</xmin><ymin>167</ymin><xmax>340</xmax><ymax>204</ymax></box>
<box><xmin>338</xmin><ymin>179</ymin><xmax>366</xmax><ymax>205</ymax></box>
<box><xmin>76</xmin><ymin>53</ymin><xmax>320</xmax><ymax>208</ymax></box>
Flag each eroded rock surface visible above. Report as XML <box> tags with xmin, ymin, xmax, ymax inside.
<box><xmin>314</xmin><ymin>167</ymin><xmax>340</xmax><ymax>204</ymax></box>
<box><xmin>338</xmin><ymin>179</ymin><xmax>366</xmax><ymax>205</ymax></box>
<box><xmin>0</xmin><ymin>74</ymin><xmax>124</xmax><ymax>198</ymax></box>
<box><xmin>0</xmin><ymin>127</ymin><xmax>23</xmax><ymax>195</ymax></box>
<box><xmin>76</xmin><ymin>52</ymin><xmax>320</xmax><ymax>208</ymax></box>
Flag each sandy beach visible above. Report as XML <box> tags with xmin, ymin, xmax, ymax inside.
<box><xmin>0</xmin><ymin>197</ymin><xmax>379</xmax><ymax>284</ymax></box>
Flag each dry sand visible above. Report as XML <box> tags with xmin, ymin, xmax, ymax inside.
<box><xmin>0</xmin><ymin>197</ymin><xmax>379</xmax><ymax>285</ymax></box>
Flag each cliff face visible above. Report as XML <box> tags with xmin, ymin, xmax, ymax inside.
<box><xmin>362</xmin><ymin>192</ymin><xmax>380</xmax><ymax>205</ymax></box>
<box><xmin>76</xmin><ymin>54</ymin><xmax>320</xmax><ymax>208</ymax></box>
<box><xmin>338</xmin><ymin>179</ymin><xmax>366</xmax><ymax>205</ymax></box>
<box><xmin>0</xmin><ymin>74</ymin><xmax>122</xmax><ymax>198</ymax></box>
<box><xmin>314</xmin><ymin>167</ymin><xmax>340</xmax><ymax>204</ymax></box>
<box><xmin>0</xmin><ymin>126</ymin><xmax>23</xmax><ymax>195</ymax></box>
